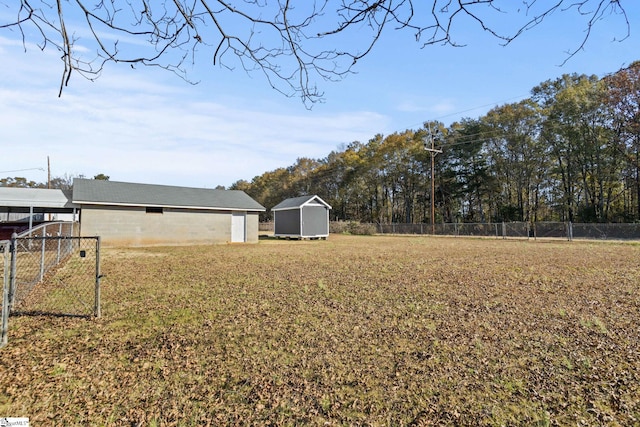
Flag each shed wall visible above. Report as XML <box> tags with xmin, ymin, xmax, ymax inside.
<box><xmin>80</xmin><ymin>205</ymin><xmax>259</xmax><ymax>246</ymax></box>
<box><xmin>274</xmin><ymin>209</ymin><xmax>301</xmax><ymax>236</ymax></box>
<box><xmin>302</xmin><ymin>206</ymin><xmax>328</xmax><ymax>237</ymax></box>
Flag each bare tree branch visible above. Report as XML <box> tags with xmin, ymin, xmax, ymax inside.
<box><xmin>0</xmin><ymin>1</ymin><xmax>630</xmax><ymax>107</ymax></box>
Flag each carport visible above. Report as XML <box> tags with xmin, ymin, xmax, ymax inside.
<box><xmin>0</xmin><ymin>188</ymin><xmax>78</xmax><ymax>239</ymax></box>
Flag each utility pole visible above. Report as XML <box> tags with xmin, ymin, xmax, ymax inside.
<box><xmin>425</xmin><ymin>125</ymin><xmax>442</xmax><ymax>235</ymax></box>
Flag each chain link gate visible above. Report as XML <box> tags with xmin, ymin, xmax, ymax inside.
<box><xmin>1</xmin><ymin>236</ymin><xmax>101</xmax><ymax>348</ymax></box>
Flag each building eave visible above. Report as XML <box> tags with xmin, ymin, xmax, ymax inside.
<box><xmin>74</xmin><ymin>200</ymin><xmax>266</xmax><ymax>212</ymax></box>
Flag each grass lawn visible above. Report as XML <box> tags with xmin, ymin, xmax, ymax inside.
<box><xmin>1</xmin><ymin>235</ymin><xmax>639</xmax><ymax>426</ymax></box>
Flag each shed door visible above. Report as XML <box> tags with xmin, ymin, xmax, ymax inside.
<box><xmin>231</xmin><ymin>212</ymin><xmax>246</xmax><ymax>242</ymax></box>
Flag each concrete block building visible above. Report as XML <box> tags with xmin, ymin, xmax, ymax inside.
<box><xmin>73</xmin><ymin>179</ymin><xmax>265</xmax><ymax>246</ymax></box>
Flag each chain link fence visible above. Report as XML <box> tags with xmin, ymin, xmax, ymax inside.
<box><xmin>9</xmin><ymin>236</ymin><xmax>101</xmax><ymax>316</ymax></box>
<box><xmin>1</xmin><ymin>223</ymin><xmax>101</xmax><ymax>348</ymax></box>
<box><xmin>570</xmin><ymin>222</ymin><xmax>640</xmax><ymax>240</ymax></box>
<box><xmin>319</xmin><ymin>221</ymin><xmax>640</xmax><ymax>240</ymax></box>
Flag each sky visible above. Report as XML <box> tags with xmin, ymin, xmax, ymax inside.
<box><xmin>1</xmin><ymin>1</ymin><xmax>639</xmax><ymax>189</ymax></box>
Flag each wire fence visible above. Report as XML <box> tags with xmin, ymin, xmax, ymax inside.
<box><xmin>9</xmin><ymin>237</ymin><xmax>101</xmax><ymax>315</ymax></box>
<box><xmin>261</xmin><ymin>221</ymin><xmax>640</xmax><ymax>240</ymax></box>
<box><xmin>375</xmin><ymin>221</ymin><xmax>640</xmax><ymax>240</ymax></box>
<box><xmin>1</xmin><ymin>222</ymin><xmax>101</xmax><ymax>348</ymax></box>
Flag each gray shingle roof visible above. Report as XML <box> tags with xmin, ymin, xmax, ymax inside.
<box><xmin>271</xmin><ymin>195</ymin><xmax>331</xmax><ymax>211</ymax></box>
<box><xmin>72</xmin><ymin>179</ymin><xmax>265</xmax><ymax>211</ymax></box>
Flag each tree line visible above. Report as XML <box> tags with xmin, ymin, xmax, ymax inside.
<box><xmin>231</xmin><ymin>62</ymin><xmax>640</xmax><ymax>224</ymax></box>
<box><xmin>0</xmin><ymin>174</ymin><xmax>109</xmax><ymax>190</ymax></box>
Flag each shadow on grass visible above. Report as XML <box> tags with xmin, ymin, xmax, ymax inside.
<box><xmin>259</xmin><ymin>234</ymin><xmax>278</xmax><ymax>240</ymax></box>
<box><xmin>10</xmin><ymin>310</ymin><xmax>92</xmax><ymax>319</ymax></box>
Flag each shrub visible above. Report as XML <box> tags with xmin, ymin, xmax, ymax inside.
<box><xmin>330</xmin><ymin>221</ymin><xmax>377</xmax><ymax>235</ymax></box>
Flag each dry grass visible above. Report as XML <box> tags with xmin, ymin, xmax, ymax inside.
<box><xmin>1</xmin><ymin>235</ymin><xmax>639</xmax><ymax>426</ymax></box>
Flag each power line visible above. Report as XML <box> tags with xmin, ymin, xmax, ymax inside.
<box><xmin>400</xmin><ymin>93</ymin><xmax>532</xmax><ymax>131</ymax></box>
<box><xmin>434</xmin><ymin>94</ymin><xmax>532</xmax><ymax>121</ymax></box>
<box><xmin>0</xmin><ymin>167</ymin><xmax>45</xmax><ymax>174</ymax></box>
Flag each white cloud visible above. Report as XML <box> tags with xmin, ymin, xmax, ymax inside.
<box><xmin>0</xmin><ymin>36</ymin><xmax>389</xmax><ymax>188</ymax></box>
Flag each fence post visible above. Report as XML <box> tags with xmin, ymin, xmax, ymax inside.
<box><xmin>40</xmin><ymin>236</ymin><xmax>46</xmax><ymax>282</ymax></box>
<box><xmin>56</xmin><ymin>223</ymin><xmax>63</xmax><ymax>264</ymax></box>
<box><xmin>8</xmin><ymin>233</ymin><xmax>17</xmax><ymax>310</ymax></box>
<box><xmin>1</xmin><ymin>243</ymin><xmax>10</xmax><ymax>348</ymax></box>
<box><xmin>94</xmin><ymin>237</ymin><xmax>102</xmax><ymax>318</ymax></box>
<box><xmin>567</xmin><ymin>222</ymin><xmax>573</xmax><ymax>241</ymax></box>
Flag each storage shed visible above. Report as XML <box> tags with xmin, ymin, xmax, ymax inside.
<box><xmin>272</xmin><ymin>195</ymin><xmax>331</xmax><ymax>239</ymax></box>
<box><xmin>72</xmin><ymin>179</ymin><xmax>265</xmax><ymax>246</ymax></box>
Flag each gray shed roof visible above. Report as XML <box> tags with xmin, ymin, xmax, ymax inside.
<box><xmin>271</xmin><ymin>195</ymin><xmax>332</xmax><ymax>211</ymax></box>
<box><xmin>72</xmin><ymin>179</ymin><xmax>265</xmax><ymax>211</ymax></box>
<box><xmin>0</xmin><ymin>187</ymin><xmax>76</xmax><ymax>213</ymax></box>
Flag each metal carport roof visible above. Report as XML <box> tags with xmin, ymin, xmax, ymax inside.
<box><xmin>0</xmin><ymin>187</ymin><xmax>76</xmax><ymax>214</ymax></box>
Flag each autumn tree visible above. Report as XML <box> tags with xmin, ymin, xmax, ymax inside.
<box><xmin>604</xmin><ymin>61</ymin><xmax>640</xmax><ymax>220</ymax></box>
<box><xmin>0</xmin><ymin>174</ymin><xmax>76</xmax><ymax>189</ymax></box>
<box><xmin>287</xmin><ymin>158</ymin><xmax>322</xmax><ymax>196</ymax></box>
<box><xmin>533</xmin><ymin>74</ymin><xmax>626</xmax><ymax>222</ymax></box>
<box><xmin>375</xmin><ymin>131</ymin><xmax>428</xmax><ymax>223</ymax></box>
<box><xmin>330</xmin><ymin>140</ymin><xmax>380</xmax><ymax>222</ymax></box>
<box><xmin>229</xmin><ymin>62</ymin><xmax>640</xmax><ymax>225</ymax></box>
<box><xmin>48</xmin><ymin>175</ymin><xmax>75</xmax><ymax>190</ymax></box>
<box><xmin>309</xmin><ymin>150</ymin><xmax>349</xmax><ymax>220</ymax></box>
<box><xmin>483</xmin><ymin>100</ymin><xmax>549</xmax><ymax>222</ymax></box>
<box><xmin>230</xmin><ymin>167</ymin><xmax>296</xmax><ymax>220</ymax></box>
<box><xmin>0</xmin><ymin>177</ymin><xmax>41</xmax><ymax>188</ymax></box>
<box><xmin>444</xmin><ymin>119</ymin><xmax>496</xmax><ymax>222</ymax></box>
<box><xmin>1</xmin><ymin>1</ymin><xmax>630</xmax><ymax>105</ymax></box>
